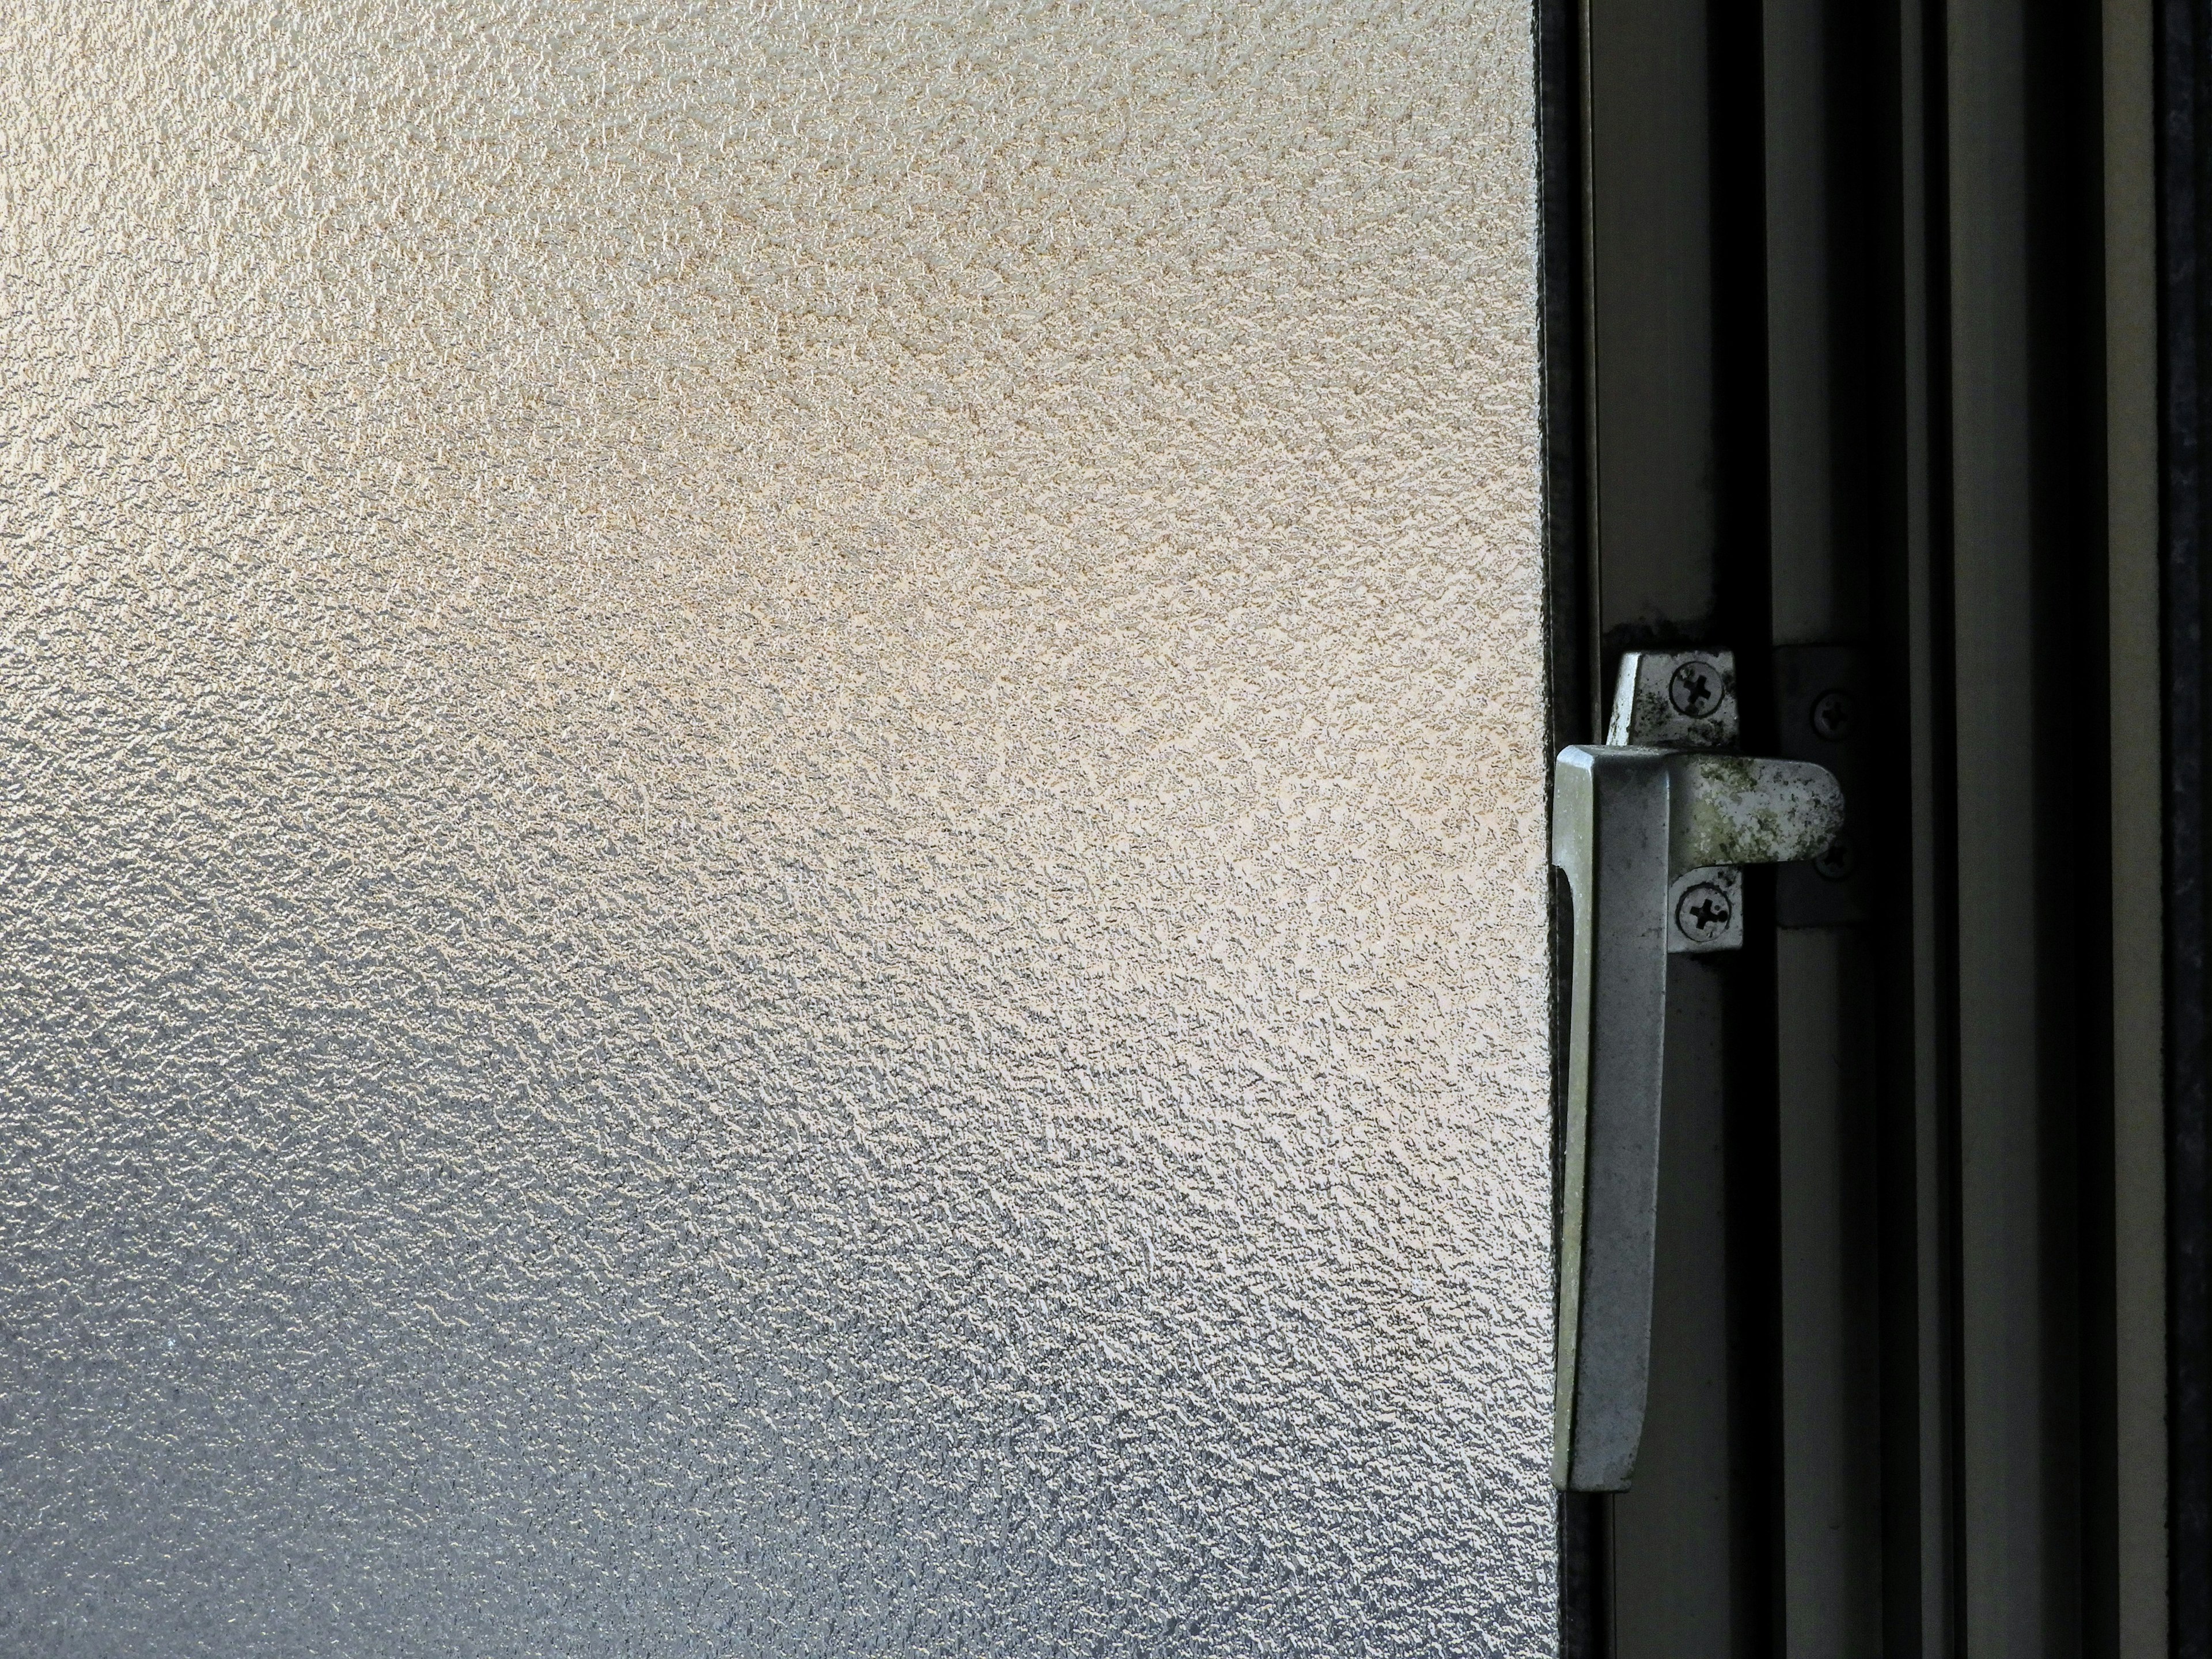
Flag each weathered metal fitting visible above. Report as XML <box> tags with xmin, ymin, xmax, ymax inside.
<box><xmin>1605</xmin><ymin>650</ymin><xmax>1739</xmax><ymax>750</ymax></box>
<box><xmin>1550</xmin><ymin>738</ymin><xmax>1847</xmax><ymax>1493</ymax></box>
<box><xmin>1667</xmin><ymin>865</ymin><xmax>1743</xmax><ymax>953</ymax></box>
<box><xmin>1666</xmin><ymin>753</ymin><xmax>1844</xmax><ymax>876</ymax></box>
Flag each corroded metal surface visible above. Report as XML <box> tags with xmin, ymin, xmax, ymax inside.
<box><xmin>1603</xmin><ymin>651</ymin><xmax>1741</xmax><ymax>751</ymax></box>
<box><xmin>0</xmin><ymin>3</ymin><xmax>1554</xmax><ymax>1653</ymax></box>
<box><xmin>1668</xmin><ymin>755</ymin><xmax>1846</xmax><ymax>873</ymax></box>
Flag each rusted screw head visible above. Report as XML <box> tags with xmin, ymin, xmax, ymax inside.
<box><xmin>1669</xmin><ymin>660</ymin><xmax>1724</xmax><ymax>718</ymax></box>
<box><xmin>1675</xmin><ymin>881</ymin><xmax>1734</xmax><ymax>944</ymax></box>
<box><xmin>1813</xmin><ymin>832</ymin><xmax>1857</xmax><ymax>881</ymax></box>
<box><xmin>1810</xmin><ymin>688</ymin><xmax>1855</xmax><ymax>742</ymax></box>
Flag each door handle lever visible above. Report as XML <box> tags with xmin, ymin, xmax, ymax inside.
<box><xmin>1551</xmin><ymin>653</ymin><xmax>1843</xmax><ymax>1492</ymax></box>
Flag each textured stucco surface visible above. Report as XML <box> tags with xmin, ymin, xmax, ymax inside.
<box><xmin>0</xmin><ymin>2</ymin><xmax>1555</xmax><ymax>1653</ymax></box>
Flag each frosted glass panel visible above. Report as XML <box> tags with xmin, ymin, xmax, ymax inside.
<box><xmin>1</xmin><ymin>3</ymin><xmax>1555</xmax><ymax>1653</ymax></box>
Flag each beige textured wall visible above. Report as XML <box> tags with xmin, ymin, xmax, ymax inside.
<box><xmin>0</xmin><ymin>2</ymin><xmax>1555</xmax><ymax>1652</ymax></box>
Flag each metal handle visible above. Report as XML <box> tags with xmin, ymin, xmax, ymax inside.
<box><xmin>1551</xmin><ymin>709</ymin><xmax>1844</xmax><ymax>1491</ymax></box>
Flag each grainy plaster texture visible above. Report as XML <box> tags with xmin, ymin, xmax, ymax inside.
<box><xmin>0</xmin><ymin>2</ymin><xmax>1556</xmax><ymax>1653</ymax></box>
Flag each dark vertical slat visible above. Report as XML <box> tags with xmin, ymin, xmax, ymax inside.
<box><xmin>1946</xmin><ymin>0</ymin><xmax>2103</xmax><ymax>1640</ymax></box>
<box><xmin>2024</xmin><ymin>0</ymin><xmax>2120</xmax><ymax>1647</ymax></box>
<box><xmin>1584</xmin><ymin>0</ymin><xmax>1722</xmax><ymax>654</ymax></box>
<box><xmin>2158</xmin><ymin>0</ymin><xmax>2210</xmax><ymax>1646</ymax></box>
<box><xmin>1764</xmin><ymin>0</ymin><xmax>1891</xmax><ymax>1635</ymax></box>
<box><xmin>1860</xmin><ymin>0</ymin><xmax>1964</xmax><ymax>1645</ymax></box>
<box><xmin>2100</xmin><ymin>0</ymin><xmax>2171</xmax><ymax>1644</ymax></box>
<box><xmin>1911</xmin><ymin>0</ymin><xmax>1971</xmax><ymax>1645</ymax></box>
<box><xmin>1611</xmin><ymin>967</ymin><xmax>1746</xmax><ymax>1652</ymax></box>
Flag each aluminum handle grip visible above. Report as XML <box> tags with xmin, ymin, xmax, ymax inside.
<box><xmin>1551</xmin><ymin>745</ymin><xmax>1843</xmax><ymax>1491</ymax></box>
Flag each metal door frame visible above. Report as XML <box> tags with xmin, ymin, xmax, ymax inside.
<box><xmin>1543</xmin><ymin>0</ymin><xmax>2179</xmax><ymax>1650</ymax></box>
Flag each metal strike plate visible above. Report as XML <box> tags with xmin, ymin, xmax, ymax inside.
<box><xmin>1774</xmin><ymin>645</ymin><xmax>1869</xmax><ymax>926</ymax></box>
<box><xmin>1607</xmin><ymin>649</ymin><xmax>1739</xmax><ymax>750</ymax></box>
<box><xmin>1551</xmin><ymin>653</ymin><xmax>1845</xmax><ymax>1493</ymax></box>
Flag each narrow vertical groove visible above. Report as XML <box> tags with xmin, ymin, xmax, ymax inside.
<box><xmin>1709</xmin><ymin>0</ymin><xmax>1783</xmax><ymax>1646</ymax></box>
<box><xmin>1868</xmin><ymin>0</ymin><xmax>1952</xmax><ymax>1645</ymax></box>
<box><xmin>2101</xmin><ymin>6</ymin><xmax>2172</xmax><ymax>1649</ymax></box>
<box><xmin>2027</xmin><ymin>0</ymin><xmax>2116</xmax><ymax>1647</ymax></box>
<box><xmin>1577</xmin><ymin>0</ymin><xmax>1608</xmax><ymax>742</ymax></box>
<box><xmin>1540</xmin><ymin>0</ymin><xmax>1609</xmax><ymax>1646</ymax></box>
<box><xmin>1913</xmin><ymin>0</ymin><xmax>1970</xmax><ymax>1647</ymax></box>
